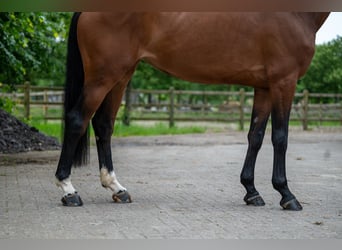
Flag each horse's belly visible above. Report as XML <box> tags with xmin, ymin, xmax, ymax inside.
<box><xmin>142</xmin><ymin>52</ymin><xmax>267</xmax><ymax>87</ymax></box>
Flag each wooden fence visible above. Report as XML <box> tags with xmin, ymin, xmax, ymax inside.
<box><xmin>1</xmin><ymin>82</ymin><xmax>341</xmax><ymax>130</ymax></box>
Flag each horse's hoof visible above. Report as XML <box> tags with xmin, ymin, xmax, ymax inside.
<box><xmin>61</xmin><ymin>193</ymin><xmax>83</xmax><ymax>206</ymax></box>
<box><xmin>280</xmin><ymin>198</ymin><xmax>303</xmax><ymax>211</ymax></box>
<box><xmin>112</xmin><ymin>190</ymin><xmax>132</xmax><ymax>203</ymax></box>
<box><xmin>244</xmin><ymin>193</ymin><xmax>265</xmax><ymax>206</ymax></box>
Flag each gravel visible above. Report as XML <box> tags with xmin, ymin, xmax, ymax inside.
<box><xmin>0</xmin><ymin>109</ymin><xmax>60</xmax><ymax>154</ymax></box>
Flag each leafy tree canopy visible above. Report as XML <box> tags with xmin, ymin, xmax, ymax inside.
<box><xmin>298</xmin><ymin>36</ymin><xmax>342</xmax><ymax>93</ymax></box>
<box><xmin>0</xmin><ymin>12</ymin><xmax>71</xmax><ymax>86</ymax></box>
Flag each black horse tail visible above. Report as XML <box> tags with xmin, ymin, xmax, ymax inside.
<box><xmin>63</xmin><ymin>12</ymin><xmax>89</xmax><ymax>166</ymax></box>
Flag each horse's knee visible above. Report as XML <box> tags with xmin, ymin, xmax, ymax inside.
<box><xmin>248</xmin><ymin>130</ymin><xmax>264</xmax><ymax>152</ymax></box>
<box><xmin>271</xmin><ymin>130</ymin><xmax>288</xmax><ymax>152</ymax></box>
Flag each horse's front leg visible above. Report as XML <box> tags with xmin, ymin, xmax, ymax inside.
<box><xmin>92</xmin><ymin>83</ymin><xmax>132</xmax><ymax>203</ymax></box>
<box><xmin>240</xmin><ymin>88</ymin><xmax>271</xmax><ymax>206</ymax></box>
<box><xmin>270</xmin><ymin>77</ymin><xmax>302</xmax><ymax>211</ymax></box>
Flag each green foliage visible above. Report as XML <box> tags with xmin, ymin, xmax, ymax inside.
<box><xmin>0</xmin><ymin>97</ymin><xmax>15</xmax><ymax>113</ymax></box>
<box><xmin>0</xmin><ymin>12</ymin><xmax>72</xmax><ymax>86</ymax></box>
<box><xmin>298</xmin><ymin>36</ymin><xmax>342</xmax><ymax>93</ymax></box>
<box><xmin>132</xmin><ymin>61</ymin><xmax>172</xmax><ymax>90</ymax></box>
<box><xmin>0</xmin><ymin>83</ymin><xmax>16</xmax><ymax>113</ymax></box>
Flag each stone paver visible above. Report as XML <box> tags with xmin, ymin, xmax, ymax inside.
<box><xmin>0</xmin><ymin>130</ymin><xmax>341</xmax><ymax>238</ymax></box>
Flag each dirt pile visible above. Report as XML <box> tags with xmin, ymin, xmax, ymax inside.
<box><xmin>0</xmin><ymin>109</ymin><xmax>60</xmax><ymax>154</ymax></box>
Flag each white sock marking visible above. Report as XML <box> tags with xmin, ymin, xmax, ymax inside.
<box><xmin>100</xmin><ymin>167</ymin><xmax>126</xmax><ymax>194</ymax></box>
<box><xmin>56</xmin><ymin>177</ymin><xmax>76</xmax><ymax>196</ymax></box>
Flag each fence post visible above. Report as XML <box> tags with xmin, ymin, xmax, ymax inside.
<box><xmin>123</xmin><ymin>80</ymin><xmax>132</xmax><ymax>126</ymax></box>
<box><xmin>169</xmin><ymin>87</ymin><xmax>175</xmax><ymax>127</ymax></box>
<box><xmin>302</xmin><ymin>89</ymin><xmax>309</xmax><ymax>130</ymax></box>
<box><xmin>239</xmin><ymin>88</ymin><xmax>245</xmax><ymax>130</ymax></box>
<box><xmin>23</xmin><ymin>82</ymin><xmax>30</xmax><ymax>120</ymax></box>
<box><xmin>43</xmin><ymin>89</ymin><xmax>48</xmax><ymax>122</ymax></box>
<box><xmin>204</xmin><ymin>93</ymin><xmax>208</xmax><ymax>114</ymax></box>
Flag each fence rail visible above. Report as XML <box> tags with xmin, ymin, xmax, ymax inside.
<box><xmin>1</xmin><ymin>82</ymin><xmax>341</xmax><ymax>130</ymax></box>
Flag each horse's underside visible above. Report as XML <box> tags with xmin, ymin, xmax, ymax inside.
<box><xmin>55</xmin><ymin>12</ymin><xmax>329</xmax><ymax>209</ymax></box>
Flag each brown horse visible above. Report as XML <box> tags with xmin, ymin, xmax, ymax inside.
<box><xmin>55</xmin><ymin>12</ymin><xmax>329</xmax><ymax>210</ymax></box>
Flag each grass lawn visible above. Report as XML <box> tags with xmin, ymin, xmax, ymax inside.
<box><xmin>28</xmin><ymin>120</ymin><xmax>208</xmax><ymax>142</ymax></box>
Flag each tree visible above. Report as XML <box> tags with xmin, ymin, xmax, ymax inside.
<box><xmin>298</xmin><ymin>36</ymin><xmax>342</xmax><ymax>93</ymax></box>
<box><xmin>0</xmin><ymin>12</ymin><xmax>72</xmax><ymax>86</ymax></box>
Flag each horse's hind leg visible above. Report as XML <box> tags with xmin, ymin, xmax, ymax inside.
<box><xmin>240</xmin><ymin>88</ymin><xmax>271</xmax><ymax>206</ymax></box>
<box><xmin>55</xmin><ymin>81</ymin><xmax>115</xmax><ymax>206</ymax></box>
<box><xmin>92</xmin><ymin>80</ymin><xmax>132</xmax><ymax>203</ymax></box>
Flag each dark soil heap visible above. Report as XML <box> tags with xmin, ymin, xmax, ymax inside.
<box><xmin>0</xmin><ymin>109</ymin><xmax>60</xmax><ymax>154</ymax></box>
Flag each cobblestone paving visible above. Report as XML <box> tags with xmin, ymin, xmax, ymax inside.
<box><xmin>0</xmin><ymin>131</ymin><xmax>341</xmax><ymax>239</ymax></box>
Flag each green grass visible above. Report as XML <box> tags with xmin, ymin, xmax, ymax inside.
<box><xmin>289</xmin><ymin>120</ymin><xmax>342</xmax><ymax>127</ymax></box>
<box><xmin>28</xmin><ymin>120</ymin><xmax>207</xmax><ymax>142</ymax></box>
<box><xmin>114</xmin><ymin>122</ymin><xmax>206</xmax><ymax>137</ymax></box>
<box><xmin>28</xmin><ymin>121</ymin><xmax>63</xmax><ymax>140</ymax></box>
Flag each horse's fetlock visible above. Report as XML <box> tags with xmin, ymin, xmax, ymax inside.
<box><xmin>55</xmin><ymin>170</ymin><xmax>71</xmax><ymax>182</ymax></box>
<box><xmin>100</xmin><ymin>167</ymin><xmax>114</xmax><ymax>187</ymax></box>
<box><xmin>240</xmin><ymin>174</ymin><xmax>254</xmax><ymax>186</ymax></box>
<box><xmin>272</xmin><ymin>178</ymin><xmax>287</xmax><ymax>191</ymax></box>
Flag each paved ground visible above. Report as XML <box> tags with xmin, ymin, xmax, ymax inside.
<box><xmin>0</xmin><ymin>130</ymin><xmax>341</xmax><ymax>239</ymax></box>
